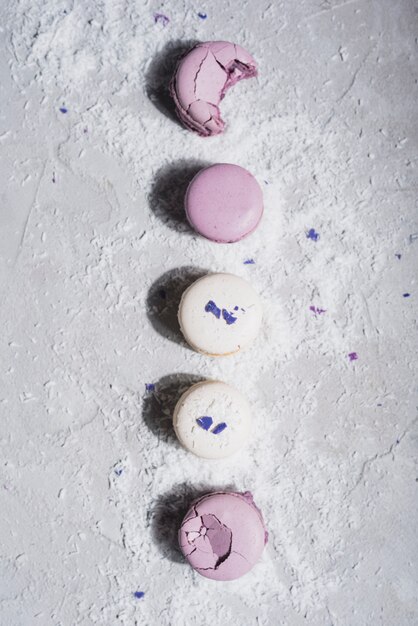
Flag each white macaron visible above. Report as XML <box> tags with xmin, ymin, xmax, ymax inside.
<box><xmin>173</xmin><ymin>380</ymin><xmax>251</xmax><ymax>459</ymax></box>
<box><xmin>178</xmin><ymin>273</ymin><xmax>262</xmax><ymax>356</ymax></box>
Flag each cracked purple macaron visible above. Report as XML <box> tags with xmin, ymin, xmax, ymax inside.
<box><xmin>179</xmin><ymin>491</ymin><xmax>268</xmax><ymax>581</ymax></box>
<box><xmin>170</xmin><ymin>41</ymin><xmax>258</xmax><ymax>137</ymax></box>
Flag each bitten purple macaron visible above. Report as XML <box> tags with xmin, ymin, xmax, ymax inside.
<box><xmin>185</xmin><ymin>164</ymin><xmax>264</xmax><ymax>243</ymax></box>
<box><xmin>170</xmin><ymin>41</ymin><xmax>258</xmax><ymax>137</ymax></box>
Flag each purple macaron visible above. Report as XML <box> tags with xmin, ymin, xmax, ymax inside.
<box><xmin>185</xmin><ymin>163</ymin><xmax>264</xmax><ymax>243</ymax></box>
<box><xmin>170</xmin><ymin>41</ymin><xmax>258</xmax><ymax>137</ymax></box>
<box><xmin>179</xmin><ymin>491</ymin><xmax>268</xmax><ymax>581</ymax></box>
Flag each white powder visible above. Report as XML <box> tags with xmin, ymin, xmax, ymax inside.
<box><xmin>0</xmin><ymin>0</ymin><xmax>417</xmax><ymax>624</ymax></box>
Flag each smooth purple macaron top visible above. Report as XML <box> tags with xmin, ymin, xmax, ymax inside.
<box><xmin>185</xmin><ymin>163</ymin><xmax>264</xmax><ymax>243</ymax></box>
<box><xmin>178</xmin><ymin>491</ymin><xmax>268</xmax><ymax>581</ymax></box>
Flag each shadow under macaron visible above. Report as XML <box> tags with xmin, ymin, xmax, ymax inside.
<box><xmin>146</xmin><ymin>265</ymin><xmax>209</xmax><ymax>347</ymax></box>
<box><xmin>148</xmin><ymin>159</ymin><xmax>209</xmax><ymax>233</ymax></box>
<box><xmin>142</xmin><ymin>372</ymin><xmax>206</xmax><ymax>446</ymax></box>
<box><xmin>150</xmin><ymin>481</ymin><xmax>236</xmax><ymax>563</ymax></box>
<box><xmin>145</xmin><ymin>38</ymin><xmax>199</xmax><ymax>126</ymax></box>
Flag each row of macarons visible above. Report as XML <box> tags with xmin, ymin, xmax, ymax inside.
<box><xmin>163</xmin><ymin>40</ymin><xmax>267</xmax><ymax>582</ymax></box>
<box><xmin>174</xmin><ymin>273</ymin><xmax>264</xmax><ymax>581</ymax></box>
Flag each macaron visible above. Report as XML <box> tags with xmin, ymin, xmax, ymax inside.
<box><xmin>179</xmin><ymin>491</ymin><xmax>268</xmax><ymax>581</ymax></box>
<box><xmin>178</xmin><ymin>273</ymin><xmax>262</xmax><ymax>356</ymax></box>
<box><xmin>173</xmin><ymin>380</ymin><xmax>251</xmax><ymax>459</ymax></box>
<box><xmin>185</xmin><ymin>163</ymin><xmax>263</xmax><ymax>243</ymax></box>
<box><xmin>170</xmin><ymin>41</ymin><xmax>258</xmax><ymax>137</ymax></box>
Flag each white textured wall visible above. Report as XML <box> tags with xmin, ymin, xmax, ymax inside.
<box><xmin>0</xmin><ymin>0</ymin><xmax>417</xmax><ymax>624</ymax></box>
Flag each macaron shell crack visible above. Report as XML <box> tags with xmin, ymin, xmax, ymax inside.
<box><xmin>179</xmin><ymin>491</ymin><xmax>267</xmax><ymax>581</ymax></box>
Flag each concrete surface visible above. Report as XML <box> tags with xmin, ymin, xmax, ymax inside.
<box><xmin>0</xmin><ymin>0</ymin><xmax>417</xmax><ymax>624</ymax></box>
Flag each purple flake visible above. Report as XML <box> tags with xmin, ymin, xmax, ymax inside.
<box><xmin>348</xmin><ymin>352</ymin><xmax>358</xmax><ymax>361</ymax></box>
<box><xmin>234</xmin><ymin>306</ymin><xmax>239</xmax><ymax>311</ymax></box>
<box><xmin>403</xmin><ymin>293</ymin><xmax>410</xmax><ymax>298</ymax></box>
<box><xmin>114</xmin><ymin>468</ymin><xmax>123</xmax><ymax>476</ymax></box>
<box><xmin>243</xmin><ymin>259</ymin><xmax>255</xmax><ymax>265</ymax></box>
<box><xmin>205</xmin><ymin>301</ymin><xmax>239</xmax><ymax>324</ymax></box>
<box><xmin>133</xmin><ymin>591</ymin><xmax>145</xmax><ymax>599</ymax></box>
<box><xmin>222</xmin><ymin>309</ymin><xmax>237</xmax><ymax>325</ymax></box>
<box><xmin>395</xmin><ymin>253</ymin><xmax>401</xmax><ymax>259</ymax></box>
<box><xmin>154</xmin><ymin>12</ymin><xmax>169</xmax><ymax>26</ymax></box>
<box><xmin>306</xmin><ymin>228</ymin><xmax>320</xmax><ymax>242</ymax></box>
<box><xmin>59</xmin><ymin>107</ymin><xmax>68</xmax><ymax>114</ymax></box>
<box><xmin>309</xmin><ymin>305</ymin><xmax>326</xmax><ymax>316</ymax></box>
<box><xmin>145</xmin><ymin>383</ymin><xmax>155</xmax><ymax>392</ymax></box>
<box><xmin>197</xmin><ymin>11</ymin><xmax>207</xmax><ymax>19</ymax></box>
<box><xmin>196</xmin><ymin>416</ymin><xmax>213</xmax><ymax>431</ymax></box>
<box><xmin>205</xmin><ymin>300</ymin><xmax>221</xmax><ymax>319</ymax></box>
<box><xmin>212</xmin><ymin>422</ymin><xmax>227</xmax><ymax>435</ymax></box>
